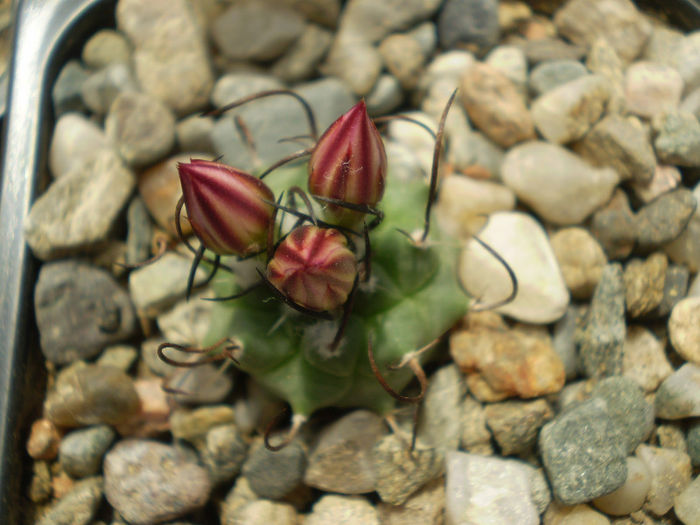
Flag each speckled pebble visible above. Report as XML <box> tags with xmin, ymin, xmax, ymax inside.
<box><xmin>636</xmin><ymin>444</ymin><xmax>691</xmax><ymax>516</ymax></box>
<box><xmin>669</xmin><ymin>296</ymin><xmax>700</xmax><ymax>365</ymax></box>
<box><xmin>622</xmin><ymin>326</ymin><xmax>673</xmax><ymax>392</ymax></box>
<box><xmin>59</xmin><ymin>425</ymin><xmax>115</xmax><ymax>478</ymax></box>
<box><xmin>170</xmin><ymin>406</ymin><xmax>236</xmax><ymax>442</ymax></box>
<box><xmin>551</xmin><ymin>227</ymin><xmax>607</xmax><ymax>300</ymax></box>
<box><xmin>198</xmin><ymin>424</ymin><xmax>248</xmax><ymax>484</ymax></box>
<box><xmin>623</xmin><ymin>253</ymin><xmax>667</xmax><ymax>318</ymax></box>
<box><xmin>674</xmin><ymin>474</ymin><xmax>700</xmax><ymax>525</ymax></box>
<box><xmin>635</xmin><ymin>188</ymin><xmax>697</xmax><ymax>249</ymax></box>
<box><xmin>36</xmin><ymin>477</ymin><xmax>103</xmax><ymax>525</ymax></box>
<box><xmin>459</xmin><ymin>395</ymin><xmax>493</xmax><ymax>454</ymax></box>
<box><xmin>529</xmin><ymin>59</ymin><xmax>588</xmax><ymax>97</ymax></box>
<box><xmin>377</xmin><ymin>477</ymin><xmax>445</xmax><ymax>525</ymax></box>
<box><xmin>590</xmin><ymin>189</ymin><xmax>637</xmax><ymax>260</ymax></box>
<box><xmin>652</xmin><ymin>112</ymin><xmax>700</xmax><ymax>167</ymax></box>
<box><xmin>655</xmin><ymin>364</ymin><xmax>700</xmax><ymax>419</ymax></box>
<box><xmin>305</xmin><ymin>494</ymin><xmax>380</xmax><ymax>525</ymax></box>
<box><xmin>417</xmin><ymin>364</ymin><xmax>463</xmax><ymax>453</ymax></box>
<box><xmin>483</xmin><ymin>398</ymin><xmax>553</xmax><ymax>456</ymax></box>
<box><xmin>241</xmin><ymin>438</ymin><xmax>306</xmax><ymax>500</ymax></box>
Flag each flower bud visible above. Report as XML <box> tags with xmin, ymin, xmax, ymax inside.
<box><xmin>267</xmin><ymin>226</ymin><xmax>357</xmax><ymax>312</ymax></box>
<box><xmin>177</xmin><ymin>159</ymin><xmax>275</xmax><ymax>256</ymax></box>
<box><xmin>308</xmin><ymin>100</ymin><xmax>387</xmax><ymax>225</ymax></box>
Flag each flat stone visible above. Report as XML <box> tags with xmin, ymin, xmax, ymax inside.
<box><xmin>665</xmin><ymin>182</ymin><xmax>700</xmax><ymax>272</ymax></box>
<box><xmin>445</xmin><ymin>451</ymin><xmax>538</xmax><ymax>525</ymax></box>
<box><xmin>416</xmin><ymin>364</ymin><xmax>464</xmax><ymax>453</ymax></box>
<box><xmin>622</xmin><ymin>326</ymin><xmax>673</xmax><ymax>392</ymax></box>
<box><xmin>624</xmin><ymin>61</ymin><xmax>683</xmax><ymax>118</ymax></box>
<box><xmin>550</xmin><ymin>227</ymin><xmax>607</xmax><ymax>300</ymax></box>
<box><xmin>655</xmin><ymin>364</ymin><xmax>700</xmax><ymax>419</ymax></box>
<box><xmin>528</xmin><ymin>59</ymin><xmax>588</xmax><ymax>97</ymax></box>
<box><xmin>459</xmin><ymin>211</ymin><xmax>569</xmax><ymax>323</ymax></box>
<box><xmin>48</xmin><ymin>113</ymin><xmax>112</xmax><ymax>179</ymax></box>
<box><xmin>104</xmin><ymin>439</ymin><xmax>211</xmax><ymax>525</ymax></box>
<box><xmin>170</xmin><ymin>406</ymin><xmax>236</xmax><ymax>442</ymax></box>
<box><xmin>590</xmin><ymin>189</ymin><xmax>637</xmax><ymax>260</ymax></box>
<box><xmin>635</xmin><ymin>188</ymin><xmax>697</xmax><ymax>249</ymax></box>
<box><xmin>59</xmin><ymin>425</ymin><xmax>116</xmax><ymax>478</ymax></box>
<box><xmin>438</xmin><ymin>0</ymin><xmax>499</xmax><ymax>52</ymax></box>
<box><xmin>460</xmin><ymin>62</ymin><xmax>535</xmax><ymax>147</ymax></box>
<box><xmin>653</xmin><ymin>112</ymin><xmax>700</xmax><ymax>167</ymax></box>
<box><xmin>636</xmin><ymin>444</ymin><xmax>691</xmax><ymax>516</ymax></box>
<box><xmin>501</xmin><ymin>141</ymin><xmax>618</xmax><ymax>225</ymax></box>
<box><xmin>623</xmin><ymin>253</ymin><xmax>667</xmax><ymax>318</ymax></box>
<box><xmin>305</xmin><ymin>494</ymin><xmax>380</xmax><ymax>525</ymax></box>
<box><xmin>45</xmin><ymin>363</ymin><xmax>140</xmax><ymax>427</ymax></box>
<box><xmin>105</xmin><ymin>91</ymin><xmax>175</xmax><ymax>167</ymax></box>
<box><xmin>576</xmin><ymin>263</ymin><xmax>626</xmax><ymax>378</ymax></box>
<box><xmin>631</xmin><ymin>164</ymin><xmax>682</xmax><ymax>204</ymax></box>
<box><xmin>271</xmin><ymin>23</ymin><xmax>333</xmax><ymax>83</ymax></box>
<box><xmin>669</xmin><ymin>297</ymin><xmax>700</xmax><ymax>365</ymax></box>
<box><xmin>234</xmin><ymin>500</ymin><xmax>299</xmax><ymax>525</ymax></box>
<box><xmin>483</xmin><ymin>398</ymin><xmax>553</xmax><ymax>456</ymax></box>
<box><xmin>531</xmin><ymin>74</ymin><xmax>610</xmax><ymax>144</ymax></box>
<box><xmin>539</xmin><ymin>397</ymin><xmax>627</xmax><ymax>504</ymax></box>
<box><xmin>242</xmin><ymin>438</ymin><xmax>307</xmax><ymax>500</ymax></box>
<box><xmin>573</xmin><ymin>114</ymin><xmax>655</xmax><ymax>184</ymax></box>
<box><xmin>34</xmin><ymin>260</ymin><xmax>136</xmax><ymax>364</ymax></box>
<box><xmin>81</xmin><ymin>62</ymin><xmax>138</xmax><ymax>115</ymax></box>
<box><xmin>35</xmin><ymin>477</ymin><xmax>103</xmax><ymax>525</ymax></box>
<box><xmin>25</xmin><ymin>149</ymin><xmax>135</xmax><ymax>260</ymax></box>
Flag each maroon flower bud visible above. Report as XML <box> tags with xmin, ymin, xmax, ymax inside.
<box><xmin>177</xmin><ymin>159</ymin><xmax>275</xmax><ymax>256</ymax></box>
<box><xmin>267</xmin><ymin>225</ymin><xmax>357</xmax><ymax>312</ymax></box>
<box><xmin>308</xmin><ymin>100</ymin><xmax>387</xmax><ymax>225</ymax></box>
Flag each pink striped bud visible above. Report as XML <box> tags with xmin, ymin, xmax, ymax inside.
<box><xmin>267</xmin><ymin>226</ymin><xmax>357</xmax><ymax>312</ymax></box>
<box><xmin>308</xmin><ymin>100</ymin><xmax>387</xmax><ymax>226</ymax></box>
<box><xmin>177</xmin><ymin>159</ymin><xmax>275</xmax><ymax>256</ymax></box>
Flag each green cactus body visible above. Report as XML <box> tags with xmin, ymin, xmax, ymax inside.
<box><xmin>205</xmin><ymin>166</ymin><xmax>469</xmax><ymax>416</ymax></box>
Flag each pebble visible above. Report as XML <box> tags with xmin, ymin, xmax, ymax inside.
<box><xmin>676</xmin><ymin>32</ymin><xmax>700</xmax><ymax>92</ymax></box>
<box><xmin>485</xmin><ymin>45</ymin><xmax>528</xmax><ymax>92</ymax></box>
<box><xmin>642</xmin><ymin>24</ymin><xmax>684</xmax><ymax>65</ymax></box>
<box><xmin>416</xmin><ymin>364</ymin><xmax>463</xmax><ymax>453</ymax></box>
<box><xmin>550</xmin><ymin>227</ymin><xmax>607</xmax><ymax>300</ymax></box>
<box><xmin>450</xmin><ymin>312</ymin><xmax>565</xmax><ymax>400</ymax></box>
<box><xmin>242</xmin><ymin>438</ymin><xmax>307</xmax><ymax>500</ymax></box>
<box><xmin>212</xmin><ymin>1</ymin><xmax>304</xmax><ymax>61</ymax></box>
<box><xmin>170</xmin><ymin>406</ymin><xmax>235</xmax><ymax>442</ymax></box>
<box><xmin>165</xmin><ymin>362</ymin><xmax>234</xmax><ymax>406</ymax></box>
<box><xmin>51</xmin><ymin>60</ymin><xmax>89</xmax><ymax>116</ymax></box>
<box><xmin>539</xmin><ymin>397</ymin><xmax>627</xmax><ymax>504</ymax></box>
<box><xmin>44</xmin><ymin>363</ymin><xmax>140</xmax><ymax>427</ymax></box>
<box><xmin>680</xmin><ymin>87</ymin><xmax>700</xmax><ymax>118</ymax></box>
<box><xmin>198</xmin><ymin>424</ymin><xmax>248</xmax><ymax>484</ymax></box>
<box><xmin>371</xmin><ymin>434</ymin><xmax>442</xmax><ymax>505</ymax></box>
<box><xmin>322</xmin><ymin>40</ymin><xmax>383</xmax><ymax>96</ymax></box>
<box><xmin>438</xmin><ymin>0</ymin><xmax>499</xmax><ymax>52</ymax></box>
<box><xmin>483</xmin><ymin>398</ymin><xmax>553</xmax><ymax>456</ymax></box>
<box><xmin>624</xmin><ymin>62</ymin><xmax>683</xmax><ymax>118</ymax></box>
<box><xmin>635</xmin><ymin>188</ymin><xmax>697</xmax><ymax>249</ymax></box>
<box><xmin>176</xmin><ymin>116</ymin><xmax>216</xmax><ymax>155</ymax></box>
<box><xmin>104</xmin><ymin>439</ymin><xmax>211</xmax><ymax>525</ymax></box>
<box><xmin>117</xmin><ymin>378</ymin><xmax>171</xmax><ymax>438</ymax></box>
<box><xmin>125</xmin><ymin>196</ymin><xmax>152</xmax><ymax>266</ymax></box>
<box><xmin>530</xmin><ymin>467</ymin><xmax>552</xmax><ymax>515</ymax></box>
<box><xmin>553</xmin><ymin>0</ymin><xmax>651</xmax><ymax>63</ymax></box>
<box><xmin>531</xmin><ymin>74</ymin><xmax>610</xmax><ymax>144</ymax></box>
<box><xmin>97</xmin><ymin>345</ymin><xmax>137</xmax><ymax>372</ymax></box>
<box><xmin>221</xmin><ymin>476</ymin><xmax>258</xmax><ymax>525</ymax></box>
<box><xmin>591</xmin><ymin>377</ymin><xmax>654</xmax><ymax>454</ymax></box>
<box><xmin>459</xmin><ymin>395</ymin><xmax>493</xmax><ymax>454</ymax></box>
<box><xmin>501</xmin><ymin>141</ymin><xmax>618</xmax><ymax>225</ymax></box>
<box><xmin>460</xmin><ymin>62</ymin><xmax>535</xmax><ymax>147</ymax></box>
<box><xmin>81</xmin><ymin>29</ymin><xmax>131</xmax><ymax>69</ymax></box>
<box><xmin>652</xmin><ymin>112</ymin><xmax>700</xmax><ymax>167</ymax></box>
<box><xmin>573</xmin><ymin>114</ymin><xmax>655</xmax><ymax>184</ymax></box>
<box><xmin>386</xmin><ymin>111</ymin><xmax>437</xmax><ymax>176</ymax></box>
<box><xmin>128</xmin><ymin>251</ymin><xmax>209</xmax><ymax>316</ymax></box>
<box><xmin>623</xmin><ymin>253</ymin><xmax>667</xmax><ymax>318</ymax></box>
<box><xmin>515</xmin><ymin>37</ymin><xmax>586</xmax><ymax>64</ymax></box>
<box><xmin>553</xmin><ymin>305</ymin><xmax>584</xmax><ymax>380</ymax></box>
<box><xmin>25</xmin><ymin>149</ymin><xmax>136</xmax><ymax>260</ymax></box>
<box><xmin>377</xmin><ymin>477</ymin><xmax>445</xmax><ymax>525</ymax></box>
<box><xmin>234</xmin><ymin>500</ymin><xmax>299</xmax><ymax>525</ymax></box>
<box><xmin>59</xmin><ymin>425</ymin><xmax>115</xmax><ymax>478</ymax></box>
<box><xmin>674</xmin><ymin>474</ymin><xmax>700</xmax><ymax>525</ymax></box>
<box><xmin>576</xmin><ymin>263</ymin><xmax>626</xmax><ymax>378</ymax></box>
<box><xmin>156</xmin><ymin>292</ymin><xmax>214</xmax><ymax>347</ymax></box>
<box><xmin>586</xmin><ymin>37</ymin><xmax>626</xmax><ymax>114</ymax></box>
<box><xmin>689</xmin><ymin>422</ymin><xmax>700</xmax><ymax>466</ymax></box>
<box><xmin>631</xmin><ymin>164</ymin><xmax>682</xmax><ymax>204</ymax></box>
<box><xmin>26</xmin><ymin>419</ymin><xmax>61</xmax><ymax>461</ymax></box>
<box><xmin>117</xmin><ymin>0</ymin><xmax>214</xmax><ymax>115</ymax></box>
<box><xmin>304</xmin><ymin>410</ymin><xmax>384</xmax><ymax>493</ymax></box>
<box><xmin>305</xmin><ymin>494</ymin><xmax>380</xmax><ymax>525</ymax></box>
<box><xmin>435</xmin><ymin>175</ymin><xmax>516</xmax><ymax>239</ymax></box>
<box><xmin>636</xmin><ymin>444</ymin><xmax>691</xmax><ymax>516</ymax></box>
<box><xmin>590</xmin><ymin>189</ymin><xmax>637</xmax><ymax>260</ymax></box>
<box><xmin>655</xmin><ymin>364</ymin><xmax>700</xmax><ymax>419</ymax></box>
<box><xmin>378</xmin><ymin>33</ymin><xmax>426</xmax><ymax>89</ymax></box>
<box><xmin>622</xmin><ymin>326</ymin><xmax>673</xmax><ymax>392</ymax></box>
<box><xmin>48</xmin><ymin>113</ymin><xmax>111</xmax><ymax>179</ymax></box>
<box><xmin>665</xmin><ymin>181</ymin><xmax>700</xmax><ymax>272</ymax></box>
<box><xmin>81</xmin><ymin>62</ymin><xmax>138</xmax><ymax>115</ymax></box>
<box><xmin>29</xmin><ymin>461</ymin><xmax>52</xmax><ymax>504</ymax></box>
<box><xmin>105</xmin><ymin>91</ymin><xmax>175</xmax><ymax>167</ymax></box>
<box><xmin>445</xmin><ymin>451</ymin><xmax>539</xmax><ymax>525</ymax></box>
<box><xmin>669</xmin><ymin>297</ymin><xmax>700</xmax><ymax>365</ymax></box>
<box><xmin>34</xmin><ymin>260</ymin><xmax>137</xmax><ymax>364</ymax></box>
<box><xmin>271</xmin><ymin>23</ymin><xmax>333</xmax><ymax>83</ymax></box>
<box><xmin>543</xmin><ymin>501</ymin><xmax>611</xmax><ymax>525</ymax></box>
<box><xmin>409</xmin><ymin>21</ymin><xmax>438</xmax><ymax>57</ymax></box>
<box><xmin>459</xmin><ymin>211</ymin><xmax>570</xmax><ymax>323</ymax></box>
<box><xmin>655</xmin><ymin>423</ymin><xmax>688</xmax><ymax>454</ymax></box>
<box><xmin>528</xmin><ymin>59</ymin><xmax>588</xmax><ymax>97</ymax></box>
<box><xmin>35</xmin><ymin>477</ymin><xmax>103</xmax><ymax>525</ymax></box>
<box><xmin>365</xmin><ymin>74</ymin><xmax>404</xmax><ymax>116</ymax></box>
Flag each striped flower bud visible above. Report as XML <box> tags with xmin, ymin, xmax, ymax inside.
<box><xmin>308</xmin><ymin>100</ymin><xmax>387</xmax><ymax>226</ymax></box>
<box><xmin>267</xmin><ymin>225</ymin><xmax>357</xmax><ymax>312</ymax></box>
<box><xmin>177</xmin><ymin>159</ymin><xmax>275</xmax><ymax>256</ymax></box>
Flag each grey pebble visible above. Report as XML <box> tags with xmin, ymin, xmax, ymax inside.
<box><xmin>125</xmin><ymin>196</ymin><xmax>153</xmax><ymax>266</ymax></box>
<box><xmin>166</xmin><ymin>364</ymin><xmax>234</xmax><ymax>406</ymax></box>
<box><xmin>175</xmin><ymin>115</ymin><xmax>216</xmax><ymax>154</ymax></box>
<box><xmin>688</xmin><ymin>421</ymin><xmax>700</xmax><ymax>467</ymax></box>
<box><xmin>271</xmin><ymin>23</ymin><xmax>333</xmax><ymax>83</ymax></box>
<box><xmin>105</xmin><ymin>91</ymin><xmax>176</xmax><ymax>168</ymax></box>
<box><xmin>529</xmin><ymin>59</ymin><xmax>588</xmax><ymax>97</ymax></box>
<box><xmin>655</xmin><ymin>263</ymin><xmax>690</xmax><ymax>317</ymax></box>
<box><xmin>81</xmin><ymin>62</ymin><xmax>138</xmax><ymax>115</ymax></box>
<box><xmin>437</xmin><ymin>0</ymin><xmax>499</xmax><ymax>52</ymax></box>
<box><xmin>59</xmin><ymin>425</ymin><xmax>116</xmax><ymax>478</ymax></box>
<box><xmin>591</xmin><ymin>376</ymin><xmax>654</xmax><ymax>454</ymax></box>
<box><xmin>590</xmin><ymin>189</ymin><xmax>637</xmax><ymax>260</ymax></box>
<box><xmin>653</xmin><ymin>112</ymin><xmax>700</xmax><ymax>167</ymax></box>
<box><xmin>539</xmin><ymin>397</ymin><xmax>627</xmax><ymax>504</ymax></box>
<box><xmin>371</xmin><ymin>434</ymin><xmax>442</xmax><ymax>505</ymax></box>
<box><xmin>104</xmin><ymin>440</ymin><xmax>211</xmax><ymax>525</ymax></box>
<box><xmin>34</xmin><ymin>260</ymin><xmax>137</xmax><ymax>364</ymax></box>
<box><xmin>379</xmin><ymin>33</ymin><xmax>426</xmax><ymax>90</ymax></box>
<box><xmin>365</xmin><ymin>74</ymin><xmax>404</xmax><ymax>117</ymax></box>
<box><xmin>576</xmin><ymin>263</ymin><xmax>626</xmax><ymax>378</ymax></box>
<box><xmin>198</xmin><ymin>424</ymin><xmax>248</xmax><ymax>484</ymax></box>
<box><xmin>553</xmin><ymin>305</ymin><xmax>585</xmax><ymax>380</ymax></box>
<box><xmin>635</xmin><ymin>188</ymin><xmax>697</xmax><ymax>249</ymax></box>
<box><xmin>52</xmin><ymin>60</ymin><xmax>89</xmax><ymax>115</ymax></box>
<box><xmin>242</xmin><ymin>438</ymin><xmax>306</xmax><ymax>500</ymax></box>
<box><xmin>483</xmin><ymin>398</ymin><xmax>553</xmax><ymax>456</ymax></box>
<box><xmin>655</xmin><ymin>363</ymin><xmax>700</xmax><ymax>419</ymax></box>
<box><xmin>36</xmin><ymin>477</ymin><xmax>103</xmax><ymax>525</ymax></box>
<box><xmin>417</xmin><ymin>364</ymin><xmax>464</xmax><ymax>453</ymax></box>
<box><xmin>45</xmin><ymin>363</ymin><xmax>140</xmax><ymax>427</ymax></box>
